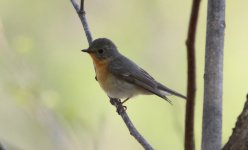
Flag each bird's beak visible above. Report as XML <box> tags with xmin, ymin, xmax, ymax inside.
<box><xmin>81</xmin><ymin>48</ymin><xmax>95</xmax><ymax>53</ymax></box>
<box><xmin>81</xmin><ymin>48</ymin><xmax>90</xmax><ymax>53</ymax></box>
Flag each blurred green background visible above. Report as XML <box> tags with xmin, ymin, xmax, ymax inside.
<box><xmin>0</xmin><ymin>0</ymin><xmax>247</xmax><ymax>149</ymax></box>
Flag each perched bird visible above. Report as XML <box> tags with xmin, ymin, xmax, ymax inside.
<box><xmin>82</xmin><ymin>38</ymin><xmax>186</xmax><ymax>104</ymax></box>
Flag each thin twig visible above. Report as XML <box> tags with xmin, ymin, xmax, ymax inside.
<box><xmin>71</xmin><ymin>0</ymin><xmax>93</xmax><ymax>44</ymax></box>
<box><xmin>222</xmin><ymin>94</ymin><xmax>248</xmax><ymax>150</ymax></box>
<box><xmin>110</xmin><ymin>98</ymin><xmax>154</xmax><ymax>150</ymax></box>
<box><xmin>70</xmin><ymin>0</ymin><xmax>154</xmax><ymax>149</ymax></box>
<box><xmin>185</xmin><ymin>0</ymin><xmax>201</xmax><ymax>150</ymax></box>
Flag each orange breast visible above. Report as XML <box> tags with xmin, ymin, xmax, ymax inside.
<box><xmin>90</xmin><ymin>54</ymin><xmax>109</xmax><ymax>90</ymax></box>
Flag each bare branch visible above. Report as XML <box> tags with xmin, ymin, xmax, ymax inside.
<box><xmin>71</xmin><ymin>0</ymin><xmax>93</xmax><ymax>44</ymax></box>
<box><xmin>70</xmin><ymin>1</ymin><xmax>154</xmax><ymax>149</ymax></box>
<box><xmin>110</xmin><ymin>98</ymin><xmax>154</xmax><ymax>150</ymax></box>
<box><xmin>201</xmin><ymin>0</ymin><xmax>225</xmax><ymax>149</ymax></box>
<box><xmin>185</xmin><ymin>0</ymin><xmax>201</xmax><ymax>149</ymax></box>
<box><xmin>222</xmin><ymin>94</ymin><xmax>248</xmax><ymax>150</ymax></box>
<box><xmin>71</xmin><ymin>0</ymin><xmax>80</xmax><ymax>12</ymax></box>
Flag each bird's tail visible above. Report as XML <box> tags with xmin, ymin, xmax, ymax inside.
<box><xmin>157</xmin><ymin>83</ymin><xmax>187</xmax><ymax>100</ymax></box>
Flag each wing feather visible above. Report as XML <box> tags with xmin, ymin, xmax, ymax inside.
<box><xmin>108</xmin><ymin>56</ymin><xmax>171</xmax><ymax>102</ymax></box>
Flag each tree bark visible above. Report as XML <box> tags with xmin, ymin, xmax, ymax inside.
<box><xmin>222</xmin><ymin>94</ymin><xmax>248</xmax><ymax>150</ymax></box>
<box><xmin>201</xmin><ymin>0</ymin><xmax>225</xmax><ymax>149</ymax></box>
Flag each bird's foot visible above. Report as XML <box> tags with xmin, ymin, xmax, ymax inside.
<box><xmin>110</xmin><ymin>98</ymin><xmax>120</xmax><ymax>105</ymax></box>
<box><xmin>117</xmin><ymin>105</ymin><xmax>127</xmax><ymax>114</ymax></box>
<box><xmin>109</xmin><ymin>98</ymin><xmax>127</xmax><ymax>114</ymax></box>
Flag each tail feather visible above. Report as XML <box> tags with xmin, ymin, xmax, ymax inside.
<box><xmin>157</xmin><ymin>83</ymin><xmax>187</xmax><ymax>100</ymax></box>
<box><xmin>162</xmin><ymin>95</ymin><xmax>173</xmax><ymax>105</ymax></box>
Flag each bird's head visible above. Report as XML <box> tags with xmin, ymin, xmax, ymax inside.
<box><xmin>82</xmin><ymin>38</ymin><xmax>119</xmax><ymax>62</ymax></box>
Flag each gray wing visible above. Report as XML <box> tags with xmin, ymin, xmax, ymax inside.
<box><xmin>108</xmin><ymin>56</ymin><xmax>187</xmax><ymax>101</ymax></box>
<box><xmin>108</xmin><ymin>56</ymin><xmax>172</xmax><ymax>102</ymax></box>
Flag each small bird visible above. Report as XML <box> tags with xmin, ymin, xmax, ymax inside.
<box><xmin>82</xmin><ymin>38</ymin><xmax>186</xmax><ymax>104</ymax></box>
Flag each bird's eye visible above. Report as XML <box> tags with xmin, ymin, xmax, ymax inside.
<box><xmin>97</xmin><ymin>49</ymin><xmax>104</xmax><ymax>54</ymax></box>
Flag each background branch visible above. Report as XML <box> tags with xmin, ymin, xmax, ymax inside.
<box><xmin>201</xmin><ymin>0</ymin><xmax>225</xmax><ymax>149</ymax></box>
<box><xmin>222</xmin><ymin>94</ymin><xmax>248</xmax><ymax>150</ymax></box>
<box><xmin>185</xmin><ymin>0</ymin><xmax>201</xmax><ymax>149</ymax></box>
<box><xmin>70</xmin><ymin>0</ymin><xmax>153</xmax><ymax>149</ymax></box>
<box><xmin>0</xmin><ymin>143</ymin><xmax>5</xmax><ymax>150</ymax></box>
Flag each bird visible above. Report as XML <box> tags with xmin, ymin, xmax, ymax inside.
<box><xmin>82</xmin><ymin>38</ymin><xmax>186</xmax><ymax>104</ymax></box>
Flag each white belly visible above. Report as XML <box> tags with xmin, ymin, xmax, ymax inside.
<box><xmin>99</xmin><ymin>74</ymin><xmax>140</xmax><ymax>99</ymax></box>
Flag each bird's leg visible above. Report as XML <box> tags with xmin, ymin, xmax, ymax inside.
<box><xmin>95</xmin><ymin>75</ymin><xmax>98</xmax><ymax>81</ymax></box>
<box><xmin>121</xmin><ymin>97</ymin><xmax>130</xmax><ymax>104</ymax></box>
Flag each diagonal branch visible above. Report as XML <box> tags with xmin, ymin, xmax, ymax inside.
<box><xmin>222</xmin><ymin>94</ymin><xmax>248</xmax><ymax>150</ymax></box>
<box><xmin>70</xmin><ymin>0</ymin><xmax>153</xmax><ymax>149</ymax></box>
<box><xmin>110</xmin><ymin>98</ymin><xmax>154</xmax><ymax>150</ymax></box>
<box><xmin>71</xmin><ymin>0</ymin><xmax>93</xmax><ymax>44</ymax></box>
<box><xmin>185</xmin><ymin>0</ymin><xmax>201</xmax><ymax>150</ymax></box>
